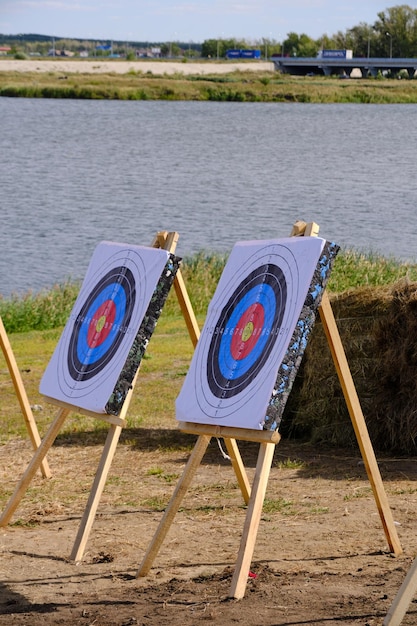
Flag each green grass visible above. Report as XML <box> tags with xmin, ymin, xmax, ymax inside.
<box><xmin>146</xmin><ymin>467</ymin><xmax>180</xmax><ymax>483</ymax></box>
<box><xmin>327</xmin><ymin>249</ymin><xmax>417</xmax><ymax>292</ymax></box>
<box><xmin>276</xmin><ymin>457</ymin><xmax>306</xmax><ymax>470</ymax></box>
<box><xmin>3</xmin><ymin>69</ymin><xmax>417</xmax><ymax>103</ymax></box>
<box><xmin>263</xmin><ymin>497</ymin><xmax>294</xmax><ymax>514</ymax></box>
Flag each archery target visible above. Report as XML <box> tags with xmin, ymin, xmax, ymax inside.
<box><xmin>40</xmin><ymin>242</ymin><xmax>170</xmax><ymax>414</ymax></box>
<box><xmin>176</xmin><ymin>236</ymin><xmax>326</xmax><ymax>431</ymax></box>
<box><xmin>67</xmin><ymin>265</ymin><xmax>136</xmax><ymax>383</ymax></box>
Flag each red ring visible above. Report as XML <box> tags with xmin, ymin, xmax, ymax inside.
<box><xmin>87</xmin><ymin>300</ymin><xmax>116</xmax><ymax>348</ymax></box>
<box><xmin>230</xmin><ymin>302</ymin><xmax>265</xmax><ymax>360</ymax></box>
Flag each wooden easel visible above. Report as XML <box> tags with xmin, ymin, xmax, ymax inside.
<box><xmin>136</xmin><ymin>221</ymin><xmax>402</xmax><ymax>600</ymax></box>
<box><xmin>0</xmin><ymin>316</ymin><xmax>50</xmax><ymax>478</ymax></box>
<box><xmin>0</xmin><ymin>232</ymin><xmax>248</xmax><ymax>562</ymax></box>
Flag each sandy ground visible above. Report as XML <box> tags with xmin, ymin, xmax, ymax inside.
<box><xmin>0</xmin><ymin>59</ymin><xmax>275</xmax><ymax>75</ymax></box>
<box><xmin>2</xmin><ymin>434</ymin><xmax>417</xmax><ymax>625</ymax></box>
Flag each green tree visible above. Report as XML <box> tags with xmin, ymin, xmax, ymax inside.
<box><xmin>373</xmin><ymin>5</ymin><xmax>417</xmax><ymax>57</ymax></box>
<box><xmin>283</xmin><ymin>32</ymin><xmax>318</xmax><ymax>57</ymax></box>
<box><xmin>202</xmin><ymin>38</ymin><xmax>221</xmax><ymax>58</ymax></box>
<box><xmin>344</xmin><ymin>23</ymin><xmax>378</xmax><ymax>57</ymax></box>
<box><xmin>201</xmin><ymin>38</ymin><xmax>246</xmax><ymax>58</ymax></box>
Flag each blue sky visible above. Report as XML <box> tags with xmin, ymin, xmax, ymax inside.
<box><xmin>0</xmin><ymin>1</ymin><xmax>406</xmax><ymax>43</ymax></box>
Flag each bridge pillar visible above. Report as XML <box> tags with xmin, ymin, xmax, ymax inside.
<box><xmin>407</xmin><ymin>68</ymin><xmax>416</xmax><ymax>79</ymax></box>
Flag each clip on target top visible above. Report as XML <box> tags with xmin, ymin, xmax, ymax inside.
<box><xmin>40</xmin><ymin>241</ymin><xmax>178</xmax><ymax>416</ymax></box>
<box><xmin>176</xmin><ymin>236</ymin><xmax>339</xmax><ymax>432</ymax></box>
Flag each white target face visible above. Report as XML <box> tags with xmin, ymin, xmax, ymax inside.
<box><xmin>40</xmin><ymin>241</ymin><xmax>170</xmax><ymax>414</ymax></box>
<box><xmin>176</xmin><ymin>237</ymin><xmax>326</xmax><ymax>431</ymax></box>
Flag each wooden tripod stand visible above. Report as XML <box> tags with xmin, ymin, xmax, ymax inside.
<box><xmin>136</xmin><ymin>221</ymin><xmax>402</xmax><ymax>600</ymax></box>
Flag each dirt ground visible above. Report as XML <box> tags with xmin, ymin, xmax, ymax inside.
<box><xmin>2</xmin><ymin>429</ymin><xmax>417</xmax><ymax>626</ymax></box>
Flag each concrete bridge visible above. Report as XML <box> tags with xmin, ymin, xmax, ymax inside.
<box><xmin>270</xmin><ymin>56</ymin><xmax>417</xmax><ymax>78</ymax></box>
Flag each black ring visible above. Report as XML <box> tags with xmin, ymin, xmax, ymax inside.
<box><xmin>67</xmin><ymin>266</ymin><xmax>136</xmax><ymax>382</ymax></box>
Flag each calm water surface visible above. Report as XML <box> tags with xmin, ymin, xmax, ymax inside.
<box><xmin>1</xmin><ymin>98</ymin><xmax>417</xmax><ymax>297</ymax></box>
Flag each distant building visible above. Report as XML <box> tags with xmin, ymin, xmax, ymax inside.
<box><xmin>135</xmin><ymin>47</ymin><xmax>161</xmax><ymax>58</ymax></box>
<box><xmin>48</xmin><ymin>49</ymin><xmax>75</xmax><ymax>57</ymax></box>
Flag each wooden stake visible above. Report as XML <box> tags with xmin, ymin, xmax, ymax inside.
<box><xmin>229</xmin><ymin>442</ymin><xmax>275</xmax><ymax>599</ymax></box>
<box><xmin>384</xmin><ymin>557</ymin><xmax>417</xmax><ymax>625</ymax></box>
<box><xmin>0</xmin><ymin>408</ymin><xmax>70</xmax><ymax>526</ymax></box>
<box><xmin>173</xmin><ymin>269</ymin><xmax>201</xmax><ymax>348</ymax></box>
<box><xmin>224</xmin><ymin>437</ymin><xmax>251</xmax><ymax>505</ymax></box>
<box><xmin>69</xmin><ymin>362</ymin><xmax>141</xmax><ymax>561</ymax></box>
<box><xmin>0</xmin><ymin>317</ymin><xmax>51</xmax><ymax>478</ymax></box>
<box><xmin>70</xmin><ymin>422</ymin><xmax>124</xmax><ymax>562</ymax></box>
<box><xmin>319</xmin><ymin>292</ymin><xmax>402</xmax><ymax>556</ymax></box>
<box><xmin>137</xmin><ymin>434</ymin><xmax>211</xmax><ymax>577</ymax></box>
<box><xmin>153</xmin><ymin>230</ymin><xmax>200</xmax><ymax>348</ymax></box>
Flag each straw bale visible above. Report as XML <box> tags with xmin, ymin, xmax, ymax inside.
<box><xmin>372</xmin><ymin>280</ymin><xmax>417</xmax><ymax>454</ymax></box>
<box><xmin>282</xmin><ymin>281</ymin><xmax>417</xmax><ymax>455</ymax></box>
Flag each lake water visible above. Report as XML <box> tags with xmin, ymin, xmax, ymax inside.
<box><xmin>2</xmin><ymin>98</ymin><xmax>417</xmax><ymax>298</ymax></box>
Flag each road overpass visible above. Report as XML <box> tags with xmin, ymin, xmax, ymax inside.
<box><xmin>270</xmin><ymin>56</ymin><xmax>417</xmax><ymax>78</ymax></box>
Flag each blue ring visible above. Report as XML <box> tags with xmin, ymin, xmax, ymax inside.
<box><xmin>76</xmin><ymin>282</ymin><xmax>127</xmax><ymax>366</ymax></box>
<box><xmin>207</xmin><ymin>263</ymin><xmax>287</xmax><ymax>399</ymax></box>
<box><xmin>67</xmin><ymin>266</ymin><xmax>136</xmax><ymax>382</ymax></box>
<box><xmin>217</xmin><ymin>284</ymin><xmax>276</xmax><ymax>380</ymax></box>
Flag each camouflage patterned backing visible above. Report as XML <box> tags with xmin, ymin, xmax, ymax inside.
<box><xmin>105</xmin><ymin>254</ymin><xmax>181</xmax><ymax>415</ymax></box>
<box><xmin>263</xmin><ymin>240</ymin><xmax>339</xmax><ymax>431</ymax></box>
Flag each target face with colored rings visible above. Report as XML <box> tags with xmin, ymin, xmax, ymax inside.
<box><xmin>207</xmin><ymin>263</ymin><xmax>286</xmax><ymax>399</ymax></box>
<box><xmin>67</xmin><ymin>266</ymin><xmax>136</xmax><ymax>382</ymax></box>
<box><xmin>176</xmin><ymin>236</ymin><xmax>326</xmax><ymax>431</ymax></box>
<box><xmin>40</xmin><ymin>242</ymin><xmax>171</xmax><ymax>415</ymax></box>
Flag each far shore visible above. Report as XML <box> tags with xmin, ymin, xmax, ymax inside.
<box><xmin>0</xmin><ymin>58</ymin><xmax>275</xmax><ymax>75</ymax></box>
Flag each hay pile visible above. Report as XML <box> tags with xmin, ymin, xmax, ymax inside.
<box><xmin>282</xmin><ymin>280</ymin><xmax>417</xmax><ymax>455</ymax></box>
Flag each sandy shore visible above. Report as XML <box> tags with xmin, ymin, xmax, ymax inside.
<box><xmin>0</xmin><ymin>59</ymin><xmax>274</xmax><ymax>75</ymax></box>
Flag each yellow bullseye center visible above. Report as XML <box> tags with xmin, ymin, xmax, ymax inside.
<box><xmin>242</xmin><ymin>321</ymin><xmax>254</xmax><ymax>342</ymax></box>
<box><xmin>96</xmin><ymin>315</ymin><xmax>106</xmax><ymax>333</ymax></box>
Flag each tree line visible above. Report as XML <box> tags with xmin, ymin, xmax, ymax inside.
<box><xmin>1</xmin><ymin>5</ymin><xmax>417</xmax><ymax>60</ymax></box>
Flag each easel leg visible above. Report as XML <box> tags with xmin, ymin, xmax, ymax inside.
<box><xmin>161</xmin><ymin>234</ymin><xmax>251</xmax><ymax>507</ymax></box>
<box><xmin>0</xmin><ymin>318</ymin><xmax>51</xmax><ymax>478</ymax></box>
<box><xmin>0</xmin><ymin>408</ymin><xmax>70</xmax><ymax>526</ymax></box>
<box><xmin>173</xmin><ymin>269</ymin><xmax>201</xmax><ymax>348</ymax></box>
<box><xmin>384</xmin><ymin>557</ymin><xmax>417</xmax><ymax>626</ymax></box>
<box><xmin>319</xmin><ymin>292</ymin><xmax>402</xmax><ymax>556</ymax></box>
<box><xmin>137</xmin><ymin>434</ymin><xmax>211</xmax><ymax>577</ymax></box>
<box><xmin>70</xmin><ymin>423</ymin><xmax>123</xmax><ymax>562</ymax></box>
<box><xmin>229</xmin><ymin>442</ymin><xmax>275</xmax><ymax>599</ymax></box>
<box><xmin>224</xmin><ymin>438</ymin><xmax>251</xmax><ymax>504</ymax></box>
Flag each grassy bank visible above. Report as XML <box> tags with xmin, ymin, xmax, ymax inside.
<box><xmin>2</xmin><ymin>249</ymin><xmax>417</xmax><ymax>453</ymax></box>
<box><xmin>1</xmin><ymin>249</ymin><xmax>417</xmax><ymax>334</ymax></box>
<box><xmin>2</xmin><ymin>68</ymin><xmax>417</xmax><ymax>103</ymax></box>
